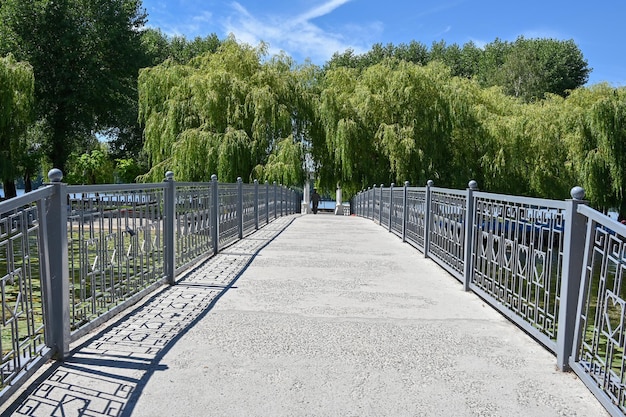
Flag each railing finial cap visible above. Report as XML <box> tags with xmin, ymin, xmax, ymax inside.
<box><xmin>48</xmin><ymin>168</ymin><xmax>63</xmax><ymax>183</ymax></box>
<box><xmin>404</xmin><ymin>180</ymin><xmax>410</xmax><ymax>186</ymax></box>
<box><xmin>468</xmin><ymin>180</ymin><xmax>478</xmax><ymax>190</ymax></box>
<box><xmin>571</xmin><ymin>186</ymin><xmax>585</xmax><ymax>200</ymax></box>
<box><xmin>254</xmin><ymin>179</ymin><xmax>258</xmax><ymax>184</ymax></box>
<box><xmin>427</xmin><ymin>180</ymin><xmax>434</xmax><ymax>187</ymax></box>
<box><xmin>237</xmin><ymin>177</ymin><xmax>242</xmax><ymax>183</ymax></box>
<box><xmin>211</xmin><ymin>174</ymin><xmax>217</xmax><ymax>181</ymax></box>
<box><xmin>165</xmin><ymin>171</ymin><xmax>174</xmax><ymax>181</ymax></box>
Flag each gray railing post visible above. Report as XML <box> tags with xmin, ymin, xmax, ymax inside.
<box><xmin>211</xmin><ymin>174</ymin><xmax>219</xmax><ymax>255</ymax></box>
<box><xmin>237</xmin><ymin>177</ymin><xmax>243</xmax><ymax>239</ymax></box>
<box><xmin>402</xmin><ymin>181</ymin><xmax>409</xmax><ymax>242</ymax></box>
<box><xmin>164</xmin><ymin>171</ymin><xmax>176</xmax><ymax>285</ymax></box>
<box><xmin>389</xmin><ymin>183</ymin><xmax>394</xmax><ymax>232</ymax></box>
<box><xmin>424</xmin><ymin>180</ymin><xmax>434</xmax><ymax>258</ymax></box>
<box><xmin>368</xmin><ymin>184</ymin><xmax>376</xmax><ymax>218</ymax></box>
<box><xmin>363</xmin><ymin>190</ymin><xmax>366</xmax><ymax>217</ymax></box>
<box><xmin>556</xmin><ymin>186</ymin><xmax>588</xmax><ymax>371</ymax></box>
<box><xmin>254</xmin><ymin>179</ymin><xmax>259</xmax><ymax>230</ymax></box>
<box><xmin>463</xmin><ymin>180</ymin><xmax>478</xmax><ymax>291</ymax></box>
<box><xmin>378</xmin><ymin>184</ymin><xmax>383</xmax><ymax>225</ymax></box>
<box><xmin>42</xmin><ymin>169</ymin><xmax>70</xmax><ymax>359</ymax></box>
<box><xmin>265</xmin><ymin>180</ymin><xmax>270</xmax><ymax>224</ymax></box>
<box><xmin>273</xmin><ymin>181</ymin><xmax>278</xmax><ymax>219</ymax></box>
<box><xmin>280</xmin><ymin>185</ymin><xmax>284</xmax><ymax>217</ymax></box>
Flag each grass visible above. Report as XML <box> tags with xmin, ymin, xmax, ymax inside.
<box><xmin>1</xmin><ymin>206</ymin><xmax>167</xmax><ymax>389</ymax></box>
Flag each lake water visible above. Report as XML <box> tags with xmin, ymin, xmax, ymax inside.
<box><xmin>0</xmin><ymin>189</ymin><xmax>26</xmax><ymax>198</ymax></box>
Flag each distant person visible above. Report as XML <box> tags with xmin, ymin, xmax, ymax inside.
<box><xmin>311</xmin><ymin>188</ymin><xmax>321</xmax><ymax>214</ymax></box>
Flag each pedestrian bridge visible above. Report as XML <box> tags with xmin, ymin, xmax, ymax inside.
<box><xmin>0</xmin><ymin>173</ymin><xmax>622</xmax><ymax>416</ymax></box>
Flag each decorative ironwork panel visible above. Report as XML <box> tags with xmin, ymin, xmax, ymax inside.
<box><xmin>472</xmin><ymin>194</ymin><xmax>565</xmax><ymax>343</ymax></box>
<box><xmin>242</xmin><ymin>184</ymin><xmax>256</xmax><ymax>236</ymax></box>
<box><xmin>175</xmin><ymin>184</ymin><xmax>213</xmax><ymax>269</ymax></box>
<box><xmin>258</xmin><ymin>186</ymin><xmax>268</xmax><ymax>224</ymax></box>
<box><xmin>218</xmin><ymin>184</ymin><xmax>239</xmax><ymax>247</ymax></box>
<box><xmin>429</xmin><ymin>190</ymin><xmax>466</xmax><ymax>278</ymax></box>
<box><xmin>67</xmin><ymin>186</ymin><xmax>166</xmax><ymax>332</ymax></box>
<box><xmin>575</xmin><ymin>213</ymin><xmax>626</xmax><ymax>413</ymax></box>
<box><xmin>268</xmin><ymin>186</ymin><xmax>276</xmax><ymax>220</ymax></box>
<box><xmin>390</xmin><ymin>188</ymin><xmax>404</xmax><ymax>237</ymax></box>
<box><xmin>373</xmin><ymin>189</ymin><xmax>380</xmax><ymax>222</ymax></box>
<box><xmin>0</xmin><ymin>193</ymin><xmax>51</xmax><ymax>389</ymax></box>
<box><xmin>380</xmin><ymin>189</ymin><xmax>390</xmax><ymax>226</ymax></box>
<box><xmin>406</xmin><ymin>188</ymin><xmax>426</xmax><ymax>250</ymax></box>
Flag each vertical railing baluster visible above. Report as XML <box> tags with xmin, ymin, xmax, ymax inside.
<box><xmin>265</xmin><ymin>180</ymin><xmax>270</xmax><ymax>224</ymax></box>
<box><xmin>211</xmin><ymin>174</ymin><xmax>219</xmax><ymax>255</ymax></box>
<box><xmin>42</xmin><ymin>168</ymin><xmax>70</xmax><ymax>359</ymax></box>
<box><xmin>273</xmin><ymin>181</ymin><xmax>278</xmax><ymax>220</ymax></box>
<box><xmin>424</xmin><ymin>180</ymin><xmax>434</xmax><ymax>259</ymax></box>
<box><xmin>556</xmin><ymin>186</ymin><xmax>588</xmax><ymax>371</ymax></box>
<box><xmin>402</xmin><ymin>181</ymin><xmax>409</xmax><ymax>242</ymax></box>
<box><xmin>463</xmin><ymin>180</ymin><xmax>478</xmax><ymax>291</ymax></box>
<box><xmin>389</xmin><ymin>183</ymin><xmax>394</xmax><ymax>232</ymax></box>
<box><xmin>254</xmin><ymin>179</ymin><xmax>259</xmax><ymax>230</ymax></box>
<box><xmin>379</xmin><ymin>184</ymin><xmax>383</xmax><ymax>225</ymax></box>
<box><xmin>237</xmin><ymin>177</ymin><xmax>243</xmax><ymax>239</ymax></box>
<box><xmin>164</xmin><ymin>171</ymin><xmax>176</xmax><ymax>285</ymax></box>
<box><xmin>281</xmin><ymin>185</ymin><xmax>285</xmax><ymax>217</ymax></box>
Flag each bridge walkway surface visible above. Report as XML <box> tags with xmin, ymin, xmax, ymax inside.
<box><xmin>1</xmin><ymin>214</ymin><xmax>609</xmax><ymax>417</ymax></box>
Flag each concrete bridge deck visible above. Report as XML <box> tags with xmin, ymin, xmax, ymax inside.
<box><xmin>1</xmin><ymin>214</ymin><xmax>608</xmax><ymax>416</ymax></box>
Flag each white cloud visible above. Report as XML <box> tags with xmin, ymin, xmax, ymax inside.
<box><xmin>294</xmin><ymin>0</ymin><xmax>352</xmax><ymax>23</ymax></box>
<box><xmin>469</xmin><ymin>38</ymin><xmax>487</xmax><ymax>49</ymax></box>
<box><xmin>192</xmin><ymin>11</ymin><xmax>213</xmax><ymax>24</ymax></box>
<box><xmin>221</xmin><ymin>1</ymin><xmax>376</xmax><ymax>64</ymax></box>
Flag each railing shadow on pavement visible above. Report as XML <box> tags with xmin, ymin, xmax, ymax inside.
<box><xmin>0</xmin><ymin>169</ymin><xmax>301</xmax><ymax>409</ymax></box>
<box><xmin>353</xmin><ymin>180</ymin><xmax>626</xmax><ymax>417</ymax></box>
<box><xmin>0</xmin><ymin>216</ymin><xmax>296</xmax><ymax>417</ymax></box>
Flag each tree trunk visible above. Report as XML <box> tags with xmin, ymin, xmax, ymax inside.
<box><xmin>24</xmin><ymin>172</ymin><xmax>33</xmax><ymax>193</ymax></box>
<box><xmin>2</xmin><ymin>179</ymin><xmax>17</xmax><ymax>199</ymax></box>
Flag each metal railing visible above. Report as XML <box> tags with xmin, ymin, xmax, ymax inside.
<box><xmin>0</xmin><ymin>170</ymin><xmax>300</xmax><ymax>402</ymax></box>
<box><xmin>354</xmin><ymin>181</ymin><xmax>626</xmax><ymax>417</ymax></box>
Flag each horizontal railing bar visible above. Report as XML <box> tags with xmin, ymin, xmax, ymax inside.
<box><xmin>0</xmin><ymin>186</ymin><xmax>54</xmax><ymax>212</ymax></box>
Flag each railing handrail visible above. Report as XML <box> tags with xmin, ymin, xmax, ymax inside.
<box><xmin>0</xmin><ymin>185</ymin><xmax>54</xmax><ymax>212</ymax></box>
<box><xmin>0</xmin><ymin>170</ymin><xmax>301</xmax><ymax>404</ymax></box>
<box><xmin>353</xmin><ymin>180</ymin><xmax>626</xmax><ymax>417</ymax></box>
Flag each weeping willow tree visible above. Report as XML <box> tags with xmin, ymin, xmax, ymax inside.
<box><xmin>137</xmin><ymin>37</ymin><xmax>626</xmax><ymax>210</ymax></box>
<box><xmin>563</xmin><ymin>84</ymin><xmax>626</xmax><ymax>213</ymax></box>
<box><xmin>0</xmin><ymin>54</ymin><xmax>34</xmax><ymax>198</ymax></box>
<box><xmin>138</xmin><ymin>38</ymin><xmax>315</xmax><ymax>185</ymax></box>
<box><xmin>318</xmin><ymin>59</ymin><xmax>489</xmax><ymax>194</ymax></box>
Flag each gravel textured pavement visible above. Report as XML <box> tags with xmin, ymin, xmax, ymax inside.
<box><xmin>1</xmin><ymin>214</ymin><xmax>609</xmax><ymax>417</ymax></box>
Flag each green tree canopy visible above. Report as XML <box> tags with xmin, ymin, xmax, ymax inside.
<box><xmin>138</xmin><ymin>38</ymin><xmax>317</xmax><ymax>185</ymax></box>
<box><xmin>0</xmin><ymin>0</ymin><xmax>147</xmax><ymax>173</ymax></box>
<box><xmin>485</xmin><ymin>37</ymin><xmax>590</xmax><ymax>102</ymax></box>
<box><xmin>0</xmin><ymin>54</ymin><xmax>34</xmax><ymax>198</ymax></box>
<box><xmin>326</xmin><ymin>37</ymin><xmax>590</xmax><ymax>102</ymax></box>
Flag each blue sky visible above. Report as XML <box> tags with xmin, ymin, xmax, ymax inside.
<box><xmin>142</xmin><ymin>0</ymin><xmax>625</xmax><ymax>86</ymax></box>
